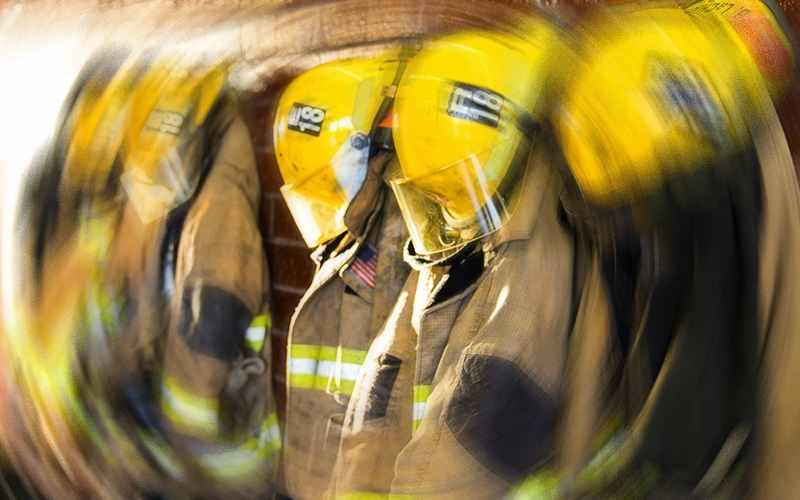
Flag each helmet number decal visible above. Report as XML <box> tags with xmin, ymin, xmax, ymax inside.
<box><xmin>147</xmin><ymin>109</ymin><xmax>184</xmax><ymax>135</ymax></box>
<box><xmin>288</xmin><ymin>102</ymin><xmax>325</xmax><ymax>136</ymax></box>
<box><xmin>447</xmin><ymin>82</ymin><xmax>504</xmax><ymax>128</ymax></box>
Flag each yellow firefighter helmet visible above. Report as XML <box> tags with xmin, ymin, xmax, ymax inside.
<box><xmin>273</xmin><ymin>56</ymin><xmax>402</xmax><ymax>248</ymax></box>
<box><xmin>63</xmin><ymin>49</ymin><xmax>229</xmax><ymax>223</ymax></box>
<box><xmin>389</xmin><ymin>16</ymin><xmax>571</xmax><ymax>255</ymax></box>
<box><xmin>553</xmin><ymin>6</ymin><xmax>773</xmax><ymax>208</ymax></box>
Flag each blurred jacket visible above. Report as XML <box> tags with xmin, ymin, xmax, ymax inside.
<box><xmin>157</xmin><ymin>96</ymin><xmax>280</xmax><ymax>492</ymax></box>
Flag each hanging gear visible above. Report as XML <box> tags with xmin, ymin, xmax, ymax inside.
<box><xmin>273</xmin><ymin>55</ymin><xmax>403</xmax><ymax>247</ymax></box>
<box><xmin>533</xmin><ymin>5</ymin><xmax>793</xmax><ymax>498</ymax></box>
<box><xmin>553</xmin><ymin>6</ymin><xmax>774</xmax><ymax>208</ymax></box>
<box><xmin>275</xmin><ymin>53</ymin><xmax>412</xmax><ymax>500</ymax></box>
<box><xmin>11</xmin><ymin>46</ymin><xmax>277</xmax><ymax>498</ymax></box>
<box><xmin>389</xmin><ymin>16</ymin><xmax>569</xmax><ymax>256</ymax></box>
<box><xmin>328</xmin><ymin>19</ymin><xmax>586</xmax><ymax>499</ymax></box>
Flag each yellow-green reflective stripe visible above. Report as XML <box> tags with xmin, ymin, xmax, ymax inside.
<box><xmin>245</xmin><ymin>314</ymin><xmax>270</xmax><ymax>351</ymax></box>
<box><xmin>197</xmin><ymin>412</ymin><xmax>281</xmax><ymax>483</ymax></box>
<box><xmin>413</xmin><ymin>385</ymin><xmax>430</xmax><ymax>433</ymax></box>
<box><xmin>259</xmin><ymin>412</ymin><xmax>282</xmax><ymax>455</ymax></box>
<box><xmin>329</xmin><ymin>493</ymin><xmax>414</xmax><ymax>500</ymax></box>
<box><xmin>250</xmin><ymin>314</ymin><xmax>271</xmax><ymax>329</ymax></box>
<box><xmin>162</xmin><ymin>374</ymin><xmax>219</xmax><ymax>411</ymax></box>
<box><xmin>332</xmin><ymin>493</ymin><xmax>388</xmax><ymax>500</ymax></box>
<box><xmin>507</xmin><ymin>466</ymin><xmax>564</xmax><ymax>500</ymax></box>
<box><xmin>78</xmin><ymin>216</ymin><xmax>113</xmax><ymax>260</ymax></box>
<box><xmin>317</xmin><ymin>346</ymin><xmax>368</xmax><ymax>365</ymax></box>
<box><xmin>288</xmin><ymin>373</ymin><xmax>316</xmax><ymax>390</ymax></box>
<box><xmin>291</xmin><ymin>343</ymin><xmax>322</xmax><ymax>359</ymax></box>
<box><xmin>289</xmin><ymin>344</ymin><xmax>367</xmax><ymax>395</ymax></box>
<box><xmin>160</xmin><ymin>375</ymin><xmax>219</xmax><ymax>433</ymax></box>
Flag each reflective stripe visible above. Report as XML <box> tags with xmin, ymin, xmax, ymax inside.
<box><xmin>250</xmin><ymin>314</ymin><xmax>271</xmax><ymax>329</ymax></box>
<box><xmin>291</xmin><ymin>343</ymin><xmax>322</xmax><ymax>359</ymax></box>
<box><xmin>288</xmin><ymin>356</ymin><xmax>317</xmax><ymax>390</ymax></box>
<box><xmin>197</xmin><ymin>412</ymin><xmax>281</xmax><ymax>484</ymax></box>
<box><xmin>332</xmin><ymin>493</ymin><xmax>389</xmax><ymax>500</ymax></box>
<box><xmin>259</xmin><ymin>412</ymin><xmax>282</xmax><ymax>454</ymax></box>
<box><xmin>412</xmin><ymin>385</ymin><xmax>430</xmax><ymax>434</ymax></box>
<box><xmin>78</xmin><ymin>215</ymin><xmax>114</xmax><ymax>261</ymax></box>
<box><xmin>289</xmin><ymin>357</ymin><xmax>318</xmax><ymax>376</ymax></box>
<box><xmin>329</xmin><ymin>493</ymin><xmax>412</xmax><ymax>500</ymax></box>
<box><xmin>289</xmin><ymin>344</ymin><xmax>367</xmax><ymax>396</ymax></box>
<box><xmin>245</xmin><ymin>325</ymin><xmax>266</xmax><ymax>343</ymax></box>
<box><xmin>316</xmin><ymin>360</ymin><xmax>362</xmax><ymax>382</ymax></box>
<box><xmin>245</xmin><ymin>314</ymin><xmax>270</xmax><ymax>352</ymax></box>
<box><xmin>413</xmin><ymin>402</ymin><xmax>427</xmax><ymax>424</ymax></box>
<box><xmin>160</xmin><ymin>375</ymin><xmax>219</xmax><ymax>435</ymax></box>
<box><xmin>507</xmin><ymin>466</ymin><xmax>564</xmax><ymax>500</ymax></box>
<box><xmin>197</xmin><ymin>447</ymin><xmax>260</xmax><ymax>469</ymax></box>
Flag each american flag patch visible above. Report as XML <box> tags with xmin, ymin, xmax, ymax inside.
<box><xmin>348</xmin><ymin>245</ymin><xmax>378</xmax><ymax>290</ymax></box>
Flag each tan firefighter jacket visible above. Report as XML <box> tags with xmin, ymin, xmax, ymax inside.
<box><xmin>158</xmin><ymin>99</ymin><xmax>280</xmax><ymax>490</ymax></box>
<box><xmin>281</xmin><ymin>151</ymin><xmax>411</xmax><ymax>500</ymax></box>
<box><xmin>511</xmin><ymin>93</ymin><xmax>800</xmax><ymax>499</ymax></box>
<box><xmin>328</xmin><ymin>134</ymin><xmax>584</xmax><ymax>499</ymax></box>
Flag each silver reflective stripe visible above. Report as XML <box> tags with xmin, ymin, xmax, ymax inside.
<box><xmin>161</xmin><ymin>381</ymin><xmax>218</xmax><ymax>425</ymax></box>
<box><xmin>413</xmin><ymin>401</ymin><xmax>427</xmax><ymax>423</ymax></box>
<box><xmin>316</xmin><ymin>360</ymin><xmax>362</xmax><ymax>381</ymax></box>
<box><xmin>260</xmin><ymin>420</ymin><xmax>281</xmax><ymax>449</ymax></box>
<box><xmin>289</xmin><ymin>358</ymin><xmax>317</xmax><ymax>376</ymax></box>
<box><xmin>197</xmin><ymin>448</ymin><xmax>260</xmax><ymax>469</ymax></box>
<box><xmin>245</xmin><ymin>325</ymin><xmax>266</xmax><ymax>343</ymax></box>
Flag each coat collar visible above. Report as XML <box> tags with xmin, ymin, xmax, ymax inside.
<box><xmin>489</xmin><ymin>132</ymin><xmax>568</xmax><ymax>248</ymax></box>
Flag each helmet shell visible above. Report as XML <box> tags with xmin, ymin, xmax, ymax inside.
<box><xmin>390</xmin><ymin>16</ymin><xmax>571</xmax><ymax>255</ymax></box>
<box><xmin>554</xmin><ymin>7</ymin><xmax>771</xmax><ymax>207</ymax></box>
<box><xmin>273</xmin><ymin>56</ymin><xmax>402</xmax><ymax>247</ymax></box>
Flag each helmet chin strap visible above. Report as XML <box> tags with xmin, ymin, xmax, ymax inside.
<box><xmin>402</xmin><ymin>236</ymin><xmax>479</xmax><ymax>271</ymax></box>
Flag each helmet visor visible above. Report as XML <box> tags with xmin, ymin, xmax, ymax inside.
<box><xmin>280</xmin><ymin>131</ymin><xmax>369</xmax><ymax>247</ymax></box>
<box><xmin>389</xmin><ymin>134</ymin><xmax>529</xmax><ymax>255</ymax></box>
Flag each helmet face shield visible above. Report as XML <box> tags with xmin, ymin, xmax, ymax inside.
<box><xmin>391</xmin><ymin>19</ymin><xmax>566</xmax><ymax>256</ymax></box>
<box><xmin>119</xmin><ymin>56</ymin><xmax>227</xmax><ymax>224</ymax></box>
<box><xmin>280</xmin><ymin>131</ymin><xmax>370</xmax><ymax>247</ymax></box>
<box><xmin>389</xmin><ymin>133</ymin><xmax>529</xmax><ymax>255</ymax></box>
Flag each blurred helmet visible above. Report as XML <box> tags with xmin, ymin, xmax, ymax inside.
<box><xmin>274</xmin><ymin>56</ymin><xmax>402</xmax><ymax>248</ymax></box>
<box><xmin>553</xmin><ymin>7</ymin><xmax>772</xmax><ymax>208</ymax></box>
<box><xmin>63</xmin><ymin>49</ymin><xmax>229</xmax><ymax>223</ymax></box>
<box><xmin>390</xmin><ymin>17</ymin><xmax>569</xmax><ymax>256</ymax></box>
